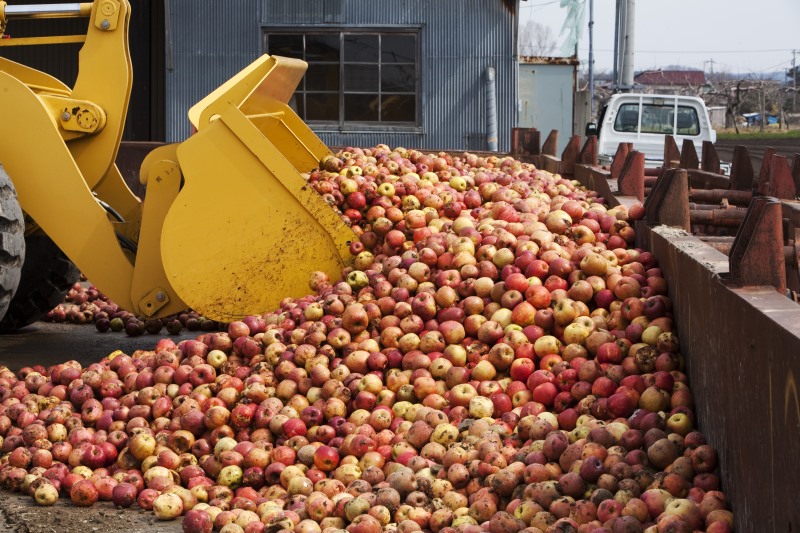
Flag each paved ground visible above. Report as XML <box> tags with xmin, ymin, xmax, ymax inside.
<box><xmin>715</xmin><ymin>136</ymin><xmax>800</xmax><ymax>176</ymax></box>
<box><xmin>0</xmin><ymin>321</ymin><xmax>198</xmax><ymax>373</ymax></box>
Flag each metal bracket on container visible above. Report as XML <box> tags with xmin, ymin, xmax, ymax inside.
<box><xmin>559</xmin><ymin>135</ymin><xmax>581</xmax><ymax>176</ymax></box>
<box><xmin>579</xmin><ymin>135</ymin><xmax>598</xmax><ymax>167</ymax></box>
<box><xmin>664</xmin><ymin>135</ymin><xmax>681</xmax><ymax>168</ymax></box>
<box><xmin>752</xmin><ymin>148</ymin><xmax>796</xmax><ymax>199</ymax></box>
<box><xmin>701</xmin><ymin>140</ymin><xmax>721</xmax><ymax>174</ymax></box>
<box><xmin>680</xmin><ymin>138</ymin><xmax>700</xmax><ymax>170</ymax></box>
<box><xmin>610</xmin><ymin>142</ymin><xmax>631</xmax><ymax>181</ymax></box>
<box><xmin>541</xmin><ymin>130</ymin><xmax>558</xmax><ymax>158</ymax></box>
<box><xmin>537</xmin><ymin>129</ymin><xmax>561</xmax><ymax>174</ymax></box>
<box><xmin>728</xmin><ymin>196</ymin><xmax>786</xmax><ymax>292</ymax></box>
<box><xmin>755</xmin><ymin>147</ymin><xmax>777</xmax><ymax>195</ymax></box>
<box><xmin>765</xmin><ymin>155</ymin><xmax>796</xmax><ymax>200</ymax></box>
<box><xmin>573</xmin><ymin>136</ymin><xmax>599</xmax><ymax>183</ymax></box>
<box><xmin>617</xmin><ymin>150</ymin><xmax>645</xmax><ymax>202</ymax></box>
<box><xmin>643</xmin><ymin>168</ymin><xmax>690</xmax><ymax>230</ymax></box>
<box><xmin>729</xmin><ymin>145</ymin><xmax>755</xmax><ymax>191</ymax></box>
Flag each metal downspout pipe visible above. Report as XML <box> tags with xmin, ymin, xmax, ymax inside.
<box><xmin>486</xmin><ymin>66</ymin><xmax>498</xmax><ymax>152</ymax></box>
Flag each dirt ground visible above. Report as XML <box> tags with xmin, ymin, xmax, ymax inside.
<box><xmin>0</xmin><ymin>491</ymin><xmax>184</xmax><ymax>533</ymax></box>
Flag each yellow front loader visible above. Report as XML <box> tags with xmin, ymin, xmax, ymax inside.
<box><xmin>0</xmin><ymin>1</ymin><xmax>356</xmax><ymax>330</ymax></box>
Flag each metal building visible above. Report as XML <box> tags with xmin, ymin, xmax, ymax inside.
<box><xmin>518</xmin><ymin>56</ymin><xmax>579</xmax><ymax>155</ymax></box>
<box><xmin>1</xmin><ymin>1</ymin><xmax>521</xmax><ymax>151</ymax></box>
<box><xmin>166</xmin><ymin>0</ymin><xmax>520</xmax><ymax>152</ymax></box>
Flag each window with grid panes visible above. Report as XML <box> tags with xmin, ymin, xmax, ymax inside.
<box><xmin>264</xmin><ymin>30</ymin><xmax>419</xmax><ymax>126</ymax></box>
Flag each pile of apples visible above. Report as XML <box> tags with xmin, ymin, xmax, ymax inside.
<box><xmin>45</xmin><ymin>283</ymin><xmax>222</xmax><ymax>336</ymax></box>
<box><xmin>0</xmin><ymin>146</ymin><xmax>733</xmax><ymax>533</ymax></box>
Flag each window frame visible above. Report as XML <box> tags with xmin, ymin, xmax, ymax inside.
<box><xmin>613</xmin><ymin>103</ymin><xmax>640</xmax><ymax>133</ymax></box>
<box><xmin>612</xmin><ymin>101</ymin><xmax>702</xmax><ymax>137</ymax></box>
<box><xmin>262</xmin><ymin>26</ymin><xmax>423</xmax><ymax>133</ymax></box>
<box><xmin>673</xmin><ymin>106</ymin><xmax>701</xmax><ymax>136</ymax></box>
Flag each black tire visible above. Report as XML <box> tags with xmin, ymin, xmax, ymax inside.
<box><xmin>0</xmin><ymin>165</ymin><xmax>25</xmax><ymax>323</ymax></box>
<box><xmin>0</xmin><ymin>233</ymin><xmax>81</xmax><ymax>333</ymax></box>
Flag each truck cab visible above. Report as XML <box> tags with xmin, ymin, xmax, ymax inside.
<box><xmin>589</xmin><ymin>93</ymin><xmax>717</xmax><ymax>169</ymax></box>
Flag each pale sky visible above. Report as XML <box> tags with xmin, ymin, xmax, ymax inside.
<box><xmin>520</xmin><ymin>0</ymin><xmax>800</xmax><ymax>78</ymax></box>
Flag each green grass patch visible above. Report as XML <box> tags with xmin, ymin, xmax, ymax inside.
<box><xmin>717</xmin><ymin>129</ymin><xmax>800</xmax><ymax>141</ymax></box>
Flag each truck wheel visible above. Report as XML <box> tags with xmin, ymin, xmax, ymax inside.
<box><xmin>0</xmin><ymin>166</ymin><xmax>25</xmax><ymax>324</ymax></box>
<box><xmin>0</xmin><ymin>233</ymin><xmax>81</xmax><ymax>332</ymax></box>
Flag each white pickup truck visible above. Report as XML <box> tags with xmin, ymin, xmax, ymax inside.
<box><xmin>587</xmin><ymin>93</ymin><xmax>719</xmax><ymax>170</ymax></box>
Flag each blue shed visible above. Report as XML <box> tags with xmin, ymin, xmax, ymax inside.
<box><xmin>165</xmin><ymin>0</ymin><xmax>521</xmax><ymax>152</ymax></box>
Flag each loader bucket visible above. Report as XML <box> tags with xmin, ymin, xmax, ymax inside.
<box><xmin>159</xmin><ymin>55</ymin><xmax>356</xmax><ymax>321</ymax></box>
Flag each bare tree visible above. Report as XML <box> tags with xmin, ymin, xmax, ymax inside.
<box><xmin>678</xmin><ymin>72</ymin><xmax>709</xmax><ymax>97</ymax></box>
<box><xmin>518</xmin><ymin>20</ymin><xmax>557</xmax><ymax>57</ymax></box>
<box><xmin>577</xmin><ymin>68</ymin><xmax>614</xmax><ymax>119</ymax></box>
<box><xmin>704</xmin><ymin>79</ymin><xmax>750</xmax><ymax>133</ymax></box>
<box><xmin>704</xmin><ymin>78</ymin><xmax>785</xmax><ymax>133</ymax></box>
<box><xmin>760</xmin><ymin>80</ymin><xmax>785</xmax><ymax>130</ymax></box>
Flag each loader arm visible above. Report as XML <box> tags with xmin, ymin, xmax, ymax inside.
<box><xmin>0</xmin><ymin>2</ymin><xmax>356</xmax><ymax>321</ymax></box>
<box><xmin>0</xmin><ymin>1</ymin><xmax>133</xmax><ymax>190</ymax></box>
<box><xmin>0</xmin><ymin>0</ymin><xmax>174</xmax><ymax>316</ymax></box>
<box><xmin>0</xmin><ymin>69</ymin><xmax>137</xmax><ymax>312</ymax></box>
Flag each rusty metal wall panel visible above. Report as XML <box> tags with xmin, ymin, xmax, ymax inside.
<box><xmin>167</xmin><ymin>1</ymin><xmax>518</xmax><ymax>148</ymax></box>
<box><xmin>645</xmin><ymin>224</ymin><xmax>800</xmax><ymax>532</ymax></box>
<box><xmin>165</xmin><ymin>0</ymin><xmax>261</xmax><ymax>142</ymax></box>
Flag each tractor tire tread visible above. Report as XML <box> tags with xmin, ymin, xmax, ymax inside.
<box><xmin>0</xmin><ymin>166</ymin><xmax>25</xmax><ymax>323</ymax></box>
<box><xmin>0</xmin><ymin>235</ymin><xmax>80</xmax><ymax>333</ymax></box>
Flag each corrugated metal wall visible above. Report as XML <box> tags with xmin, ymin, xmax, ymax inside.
<box><xmin>167</xmin><ymin>0</ymin><xmax>518</xmax><ymax>151</ymax></box>
<box><xmin>165</xmin><ymin>1</ymin><xmax>261</xmax><ymax>142</ymax></box>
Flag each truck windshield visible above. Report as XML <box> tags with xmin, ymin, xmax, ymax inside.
<box><xmin>613</xmin><ymin>103</ymin><xmax>700</xmax><ymax>136</ymax></box>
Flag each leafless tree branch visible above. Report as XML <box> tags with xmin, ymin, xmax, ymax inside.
<box><xmin>518</xmin><ymin>20</ymin><xmax>557</xmax><ymax>57</ymax></box>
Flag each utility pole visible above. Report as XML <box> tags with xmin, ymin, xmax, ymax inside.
<box><xmin>793</xmin><ymin>49</ymin><xmax>797</xmax><ymax>113</ymax></box>
<box><xmin>706</xmin><ymin>58</ymin><xmax>715</xmax><ymax>77</ymax></box>
<box><xmin>620</xmin><ymin>0</ymin><xmax>635</xmax><ymax>91</ymax></box>
<box><xmin>588</xmin><ymin>0</ymin><xmax>594</xmax><ymax>118</ymax></box>
<box><xmin>613</xmin><ymin>0</ymin><xmax>622</xmax><ymax>90</ymax></box>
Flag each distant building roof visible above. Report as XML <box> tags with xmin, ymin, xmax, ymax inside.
<box><xmin>634</xmin><ymin>70</ymin><xmax>706</xmax><ymax>86</ymax></box>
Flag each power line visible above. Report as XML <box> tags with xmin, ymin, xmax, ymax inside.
<box><xmin>757</xmin><ymin>59</ymin><xmax>792</xmax><ymax>71</ymax></box>
<box><xmin>793</xmin><ymin>49</ymin><xmax>797</xmax><ymax>113</ymax></box>
<box><xmin>577</xmin><ymin>47</ymin><xmax>795</xmax><ymax>55</ymax></box>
